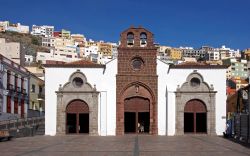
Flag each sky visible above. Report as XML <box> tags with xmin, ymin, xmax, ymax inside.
<box><xmin>0</xmin><ymin>0</ymin><xmax>250</xmax><ymax>50</ymax></box>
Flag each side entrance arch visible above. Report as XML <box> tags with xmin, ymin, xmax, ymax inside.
<box><xmin>56</xmin><ymin>70</ymin><xmax>99</xmax><ymax>135</ymax></box>
<box><xmin>184</xmin><ymin>99</ymin><xmax>207</xmax><ymax>133</ymax></box>
<box><xmin>66</xmin><ymin>100</ymin><xmax>89</xmax><ymax>134</ymax></box>
<box><xmin>175</xmin><ymin>70</ymin><xmax>216</xmax><ymax>135</ymax></box>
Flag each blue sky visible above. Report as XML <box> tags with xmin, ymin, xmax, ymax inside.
<box><xmin>0</xmin><ymin>0</ymin><xmax>249</xmax><ymax>50</ymax></box>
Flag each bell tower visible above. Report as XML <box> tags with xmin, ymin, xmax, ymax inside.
<box><xmin>116</xmin><ymin>26</ymin><xmax>158</xmax><ymax>135</ymax></box>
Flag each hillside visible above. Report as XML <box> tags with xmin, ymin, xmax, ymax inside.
<box><xmin>0</xmin><ymin>31</ymin><xmax>49</xmax><ymax>57</ymax></box>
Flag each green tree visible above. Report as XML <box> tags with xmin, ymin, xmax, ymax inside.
<box><xmin>31</xmin><ymin>37</ymin><xmax>39</xmax><ymax>45</ymax></box>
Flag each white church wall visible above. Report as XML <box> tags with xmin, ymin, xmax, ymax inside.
<box><xmin>45</xmin><ymin>60</ymin><xmax>117</xmax><ymax>136</ymax></box>
<box><xmin>157</xmin><ymin>59</ymin><xmax>169</xmax><ymax>135</ymax></box>
<box><xmin>45</xmin><ymin>58</ymin><xmax>226</xmax><ymax>136</ymax></box>
<box><xmin>101</xmin><ymin>59</ymin><xmax>117</xmax><ymax>135</ymax></box>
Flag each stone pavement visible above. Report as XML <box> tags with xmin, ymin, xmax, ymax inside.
<box><xmin>0</xmin><ymin>135</ymin><xmax>249</xmax><ymax>156</ymax></box>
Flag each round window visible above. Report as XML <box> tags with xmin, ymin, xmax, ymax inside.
<box><xmin>73</xmin><ymin>77</ymin><xmax>83</xmax><ymax>87</ymax></box>
<box><xmin>190</xmin><ymin>78</ymin><xmax>200</xmax><ymax>87</ymax></box>
<box><xmin>132</xmin><ymin>58</ymin><xmax>143</xmax><ymax>70</ymax></box>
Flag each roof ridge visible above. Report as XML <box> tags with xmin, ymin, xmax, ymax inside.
<box><xmin>66</xmin><ymin>59</ymin><xmax>96</xmax><ymax>65</ymax></box>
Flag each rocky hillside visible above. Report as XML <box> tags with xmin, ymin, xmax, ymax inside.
<box><xmin>0</xmin><ymin>31</ymin><xmax>49</xmax><ymax>57</ymax></box>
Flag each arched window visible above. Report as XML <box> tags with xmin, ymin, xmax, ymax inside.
<box><xmin>73</xmin><ymin>77</ymin><xmax>84</xmax><ymax>87</ymax></box>
<box><xmin>131</xmin><ymin>57</ymin><xmax>144</xmax><ymax>70</ymax></box>
<box><xmin>140</xmin><ymin>33</ymin><xmax>147</xmax><ymax>47</ymax></box>
<box><xmin>127</xmin><ymin>32</ymin><xmax>134</xmax><ymax>46</ymax></box>
<box><xmin>190</xmin><ymin>77</ymin><xmax>200</xmax><ymax>87</ymax></box>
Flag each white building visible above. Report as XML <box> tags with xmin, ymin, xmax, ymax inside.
<box><xmin>55</xmin><ymin>45</ymin><xmax>77</xmax><ymax>54</ymax></box>
<box><xmin>31</xmin><ymin>25</ymin><xmax>54</xmax><ymax>37</ymax></box>
<box><xmin>25</xmin><ymin>55</ymin><xmax>35</xmax><ymax>64</ymax></box>
<box><xmin>111</xmin><ymin>43</ymin><xmax>118</xmax><ymax>58</ymax></box>
<box><xmin>0</xmin><ymin>21</ymin><xmax>8</xmax><ymax>31</ymax></box>
<box><xmin>98</xmin><ymin>55</ymin><xmax>113</xmax><ymax>64</ymax></box>
<box><xmin>219</xmin><ymin>45</ymin><xmax>241</xmax><ymax>60</ymax></box>
<box><xmin>0</xmin><ymin>21</ymin><xmax>29</xmax><ymax>33</ymax></box>
<box><xmin>42</xmin><ymin>37</ymin><xmax>56</xmax><ymax>47</ymax></box>
<box><xmin>7</xmin><ymin>22</ymin><xmax>29</xmax><ymax>34</ymax></box>
<box><xmin>37</xmin><ymin>49</ymin><xmax>80</xmax><ymax>64</ymax></box>
<box><xmin>84</xmin><ymin>45</ymin><xmax>99</xmax><ymax>57</ymax></box>
<box><xmin>44</xmin><ymin>27</ymin><xmax>227</xmax><ymax>136</ymax></box>
<box><xmin>207</xmin><ymin>49</ymin><xmax>220</xmax><ymax>61</ymax></box>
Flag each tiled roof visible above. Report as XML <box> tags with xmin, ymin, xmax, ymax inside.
<box><xmin>178</xmin><ymin>62</ymin><xmax>207</xmax><ymax>65</ymax></box>
<box><xmin>170</xmin><ymin>61</ymin><xmax>228</xmax><ymax>69</ymax></box>
<box><xmin>44</xmin><ymin>59</ymin><xmax>105</xmax><ymax>68</ymax></box>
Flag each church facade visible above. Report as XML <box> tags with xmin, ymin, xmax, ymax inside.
<box><xmin>45</xmin><ymin>27</ymin><xmax>227</xmax><ymax>136</ymax></box>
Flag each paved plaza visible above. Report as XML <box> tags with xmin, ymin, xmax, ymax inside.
<box><xmin>0</xmin><ymin>135</ymin><xmax>249</xmax><ymax>156</ymax></box>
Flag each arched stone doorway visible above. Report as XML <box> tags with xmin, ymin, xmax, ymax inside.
<box><xmin>124</xmin><ymin>97</ymin><xmax>150</xmax><ymax>133</ymax></box>
<box><xmin>116</xmin><ymin>82</ymin><xmax>157</xmax><ymax>135</ymax></box>
<box><xmin>56</xmin><ymin>70</ymin><xmax>99</xmax><ymax>135</ymax></box>
<box><xmin>66</xmin><ymin>100</ymin><xmax>89</xmax><ymax>134</ymax></box>
<box><xmin>184</xmin><ymin>99</ymin><xmax>207</xmax><ymax>133</ymax></box>
<box><xmin>175</xmin><ymin>70</ymin><xmax>216</xmax><ymax>135</ymax></box>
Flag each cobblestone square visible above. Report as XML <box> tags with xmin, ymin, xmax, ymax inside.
<box><xmin>0</xmin><ymin>135</ymin><xmax>249</xmax><ymax>156</ymax></box>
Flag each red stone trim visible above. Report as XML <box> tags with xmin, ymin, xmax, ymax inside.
<box><xmin>117</xmin><ymin>26</ymin><xmax>158</xmax><ymax>135</ymax></box>
<box><xmin>116</xmin><ymin>82</ymin><xmax>157</xmax><ymax>135</ymax></box>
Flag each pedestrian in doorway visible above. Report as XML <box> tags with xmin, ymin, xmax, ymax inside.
<box><xmin>140</xmin><ymin>122</ymin><xmax>144</xmax><ymax>133</ymax></box>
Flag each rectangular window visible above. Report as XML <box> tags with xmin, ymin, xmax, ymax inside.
<box><xmin>21</xmin><ymin>100</ymin><xmax>24</xmax><ymax>118</ymax></box>
<box><xmin>39</xmin><ymin>86</ymin><xmax>43</xmax><ymax>94</ymax></box>
<box><xmin>21</xmin><ymin>78</ymin><xmax>24</xmax><ymax>90</ymax></box>
<box><xmin>14</xmin><ymin>98</ymin><xmax>18</xmax><ymax>114</ymax></box>
<box><xmin>32</xmin><ymin>101</ymin><xmax>35</xmax><ymax>110</ymax></box>
<box><xmin>7</xmin><ymin>96</ymin><xmax>11</xmax><ymax>113</ymax></box>
<box><xmin>31</xmin><ymin>84</ymin><xmax>35</xmax><ymax>92</ymax></box>
<box><xmin>15</xmin><ymin>75</ymin><xmax>18</xmax><ymax>91</ymax></box>
<box><xmin>7</xmin><ymin>71</ymin><xmax>11</xmax><ymax>87</ymax></box>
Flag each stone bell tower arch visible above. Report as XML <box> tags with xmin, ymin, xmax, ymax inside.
<box><xmin>116</xmin><ymin>26</ymin><xmax>158</xmax><ymax>135</ymax></box>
